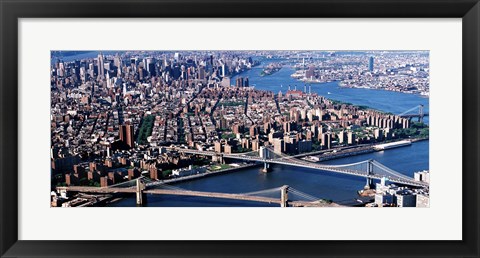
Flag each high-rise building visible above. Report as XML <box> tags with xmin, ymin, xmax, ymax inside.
<box><xmin>232</xmin><ymin>124</ymin><xmax>244</xmax><ymax>134</ymax></box>
<box><xmin>284</xmin><ymin>121</ymin><xmax>296</xmax><ymax>133</ymax></box>
<box><xmin>273</xmin><ymin>138</ymin><xmax>284</xmax><ymax>154</ymax></box>
<box><xmin>172</xmin><ymin>64</ymin><xmax>181</xmax><ymax>79</ymax></box>
<box><xmin>224</xmin><ymin>144</ymin><xmax>232</xmax><ymax>154</ymax></box>
<box><xmin>221</xmin><ymin>77</ymin><xmax>231</xmax><ymax>87</ymax></box>
<box><xmin>305</xmin><ymin>65</ymin><xmax>315</xmax><ymax>79</ymax></box>
<box><xmin>114</xmin><ymin>54</ymin><xmax>122</xmax><ymax>68</ymax></box>
<box><xmin>284</xmin><ymin>135</ymin><xmax>298</xmax><ymax>154</ymax></box>
<box><xmin>250</xmin><ymin>126</ymin><xmax>258</xmax><ymax>137</ymax></box>
<box><xmin>97</xmin><ymin>53</ymin><xmax>105</xmax><ymax>79</ymax></box>
<box><xmin>198</xmin><ymin>66</ymin><xmax>206</xmax><ymax>80</ymax></box>
<box><xmin>320</xmin><ymin>133</ymin><xmax>332</xmax><ymax>149</ymax></box>
<box><xmin>374</xmin><ymin>128</ymin><xmax>384</xmax><ymax>141</ymax></box>
<box><xmin>369</xmin><ymin>56</ymin><xmax>374</xmax><ymax>72</ymax></box>
<box><xmin>306</xmin><ymin>130</ymin><xmax>312</xmax><ymax>141</ymax></box>
<box><xmin>251</xmin><ymin>139</ymin><xmax>260</xmax><ymax>151</ymax></box>
<box><xmin>396</xmin><ymin>191</ymin><xmax>416</xmax><ymax>207</ymax></box>
<box><xmin>416</xmin><ymin>194</ymin><xmax>430</xmax><ymax>207</ymax></box>
<box><xmin>214</xmin><ymin>141</ymin><xmax>223</xmax><ymax>153</ymax></box>
<box><xmin>347</xmin><ymin>131</ymin><xmax>356</xmax><ymax>145</ymax></box>
<box><xmin>236</xmin><ymin>77</ymin><xmax>244</xmax><ymax>87</ymax></box>
<box><xmin>58</xmin><ymin>62</ymin><xmax>65</xmax><ymax>77</ymax></box>
<box><xmin>263</xmin><ymin>122</ymin><xmax>271</xmax><ymax>134</ymax></box>
<box><xmin>414</xmin><ymin>170</ymin><xmax>430</xmax><ymax>183</ymax></box>
<box><xmin>119</xmin><ymin>124</ymin><xmax>135</xmax><ymax>149</ymax></box>
<box><xmin>298</xmin><ymin>140</ymin><xmax>312</xmax><ymax>153</ymax></box>
<box><xmin>146</xmin><ymin>58</ymin><xmax>156</xmax><ymax>77</ymax></box>
<box><xmin>338</xmin><ymin>131</ymin><xmax>346</xmax><ymax>144</ymax></box>
<box><xmin>221</xmin><ymin>64</ymin><xmax>226</xmax><ymax>77</ymax></box>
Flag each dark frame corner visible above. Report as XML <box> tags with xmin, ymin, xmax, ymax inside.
<box><xmin>1</xmin><ymin>0</ymin><xmax>479</xmax><ymax>257</ymax></box>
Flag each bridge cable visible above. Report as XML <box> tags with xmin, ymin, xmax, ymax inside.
<box><xmin>242</xmin><ymin>186</ymin><xmax>283</xmax><ymax>196</ymax></box>
<box><xmin>371</xmin><ymin>160</ymin><xmax>414</xmax><ymax>181</ymax></box>
<box><xmin>397</xmin><ymin>105</ymin><xmax>420</xmax><ymax>116</ymax></box>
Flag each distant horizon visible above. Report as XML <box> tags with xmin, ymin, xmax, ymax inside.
<box><xmin>52</xmin><ymin>50</ymin><xmax>429</xmax><ymax>56</ymax></box>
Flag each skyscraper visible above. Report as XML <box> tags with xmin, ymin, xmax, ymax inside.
<box><xmin>236</xmin><ymin>77</ymin><xmax>244</xmax><ymax>87</ymax></box>
<box><xmin>369</xmin><ymin>56</ymin><xmax>374</xmax><ymax>72</ymax></box>
<box><xmin>97</xmin><ymin>53</ymin><xmax>105</xmax><ymax>79</ymax></box>
<box><xmin>146</xmin><ymin>57</ymin><xmax>156</xmax><ymax>76</ymax></box>
<box><xmin>114</xmin><ymin>54</ymin><xmax>122</xmax><ymax>68</ymax></box>
<box><xmin>306</xmin><ymin>65</ymin><xmax>315</xmax><ymax>79</ymax></box>
<box><xmin>273</xmin><ymin>138</ymin><xmax>284</xmax><ymax>154</ymax></box>
<box><xmin>338</xmin><ymin>130</ymin><xmax>346</xmax><ymax>144</ymax></box>
<box><xmin>348</xmin><ymin>131</ymin><xmax>356</xmax><ymax>145</ymax></box>
<box><xmin>119</xmin><ymin>124</ymin><xmax>135</xmax><ymax>149</ymax></box>
<box><xmin>198</xmin><ymin>66</ymin><xmax>206</xmax><ymax>80</ymax></box>
<box><xmin>320</xmin><ymin>133</ymin><xmax>331</xmax><ymax>149</ymax></box>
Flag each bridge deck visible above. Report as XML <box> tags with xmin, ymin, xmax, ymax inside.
<box><xmin>57</xmin><ymin>186</ymin><xmax>137</xmax><ymax>193</ymax></box>
<box><xmin>57</xmin><ymin>186</ymin><xmax>281</xmax><ymax>204</ymax></box>
<box><xmin>57</xmin><ymin>186</ymin><xmax>338</xmax><ymax>207</ymax></box>
<box><xmin>144</xmin><ymin>189</ymin><xmax>281</xmax><ymax>204</ymax></box>
<box><xmin>174</xmin><ymin>148</ymin><xmax>428</xmax><ymax>188</ymax></box>
<box><xmin>57</xmin><ymin>186</ymin><xmax>340</xmax><ymax>207</ymax></box>
<box><xmin>289</xmin><ymin>201</ymin><xmax>340</xmax><ymax>207</ymax></box>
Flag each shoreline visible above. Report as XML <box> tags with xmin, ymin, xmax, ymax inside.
<box><xmin>337</xmin><ymin>82</ymin><xmax>429</xmax><ymax>97</ymax></box>
<box><xmin>306</xmin><ymin>138</ymin><xmax>428</xmax><ymax>163</ymax></box>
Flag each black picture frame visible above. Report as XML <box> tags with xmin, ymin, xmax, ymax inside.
<box><xmin>1</xmin><ymin>0</ymin><xmax>479</xmax><ymax>257</ymax></box>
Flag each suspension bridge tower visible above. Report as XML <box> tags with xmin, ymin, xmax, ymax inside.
<box><xmin>136</xmin><ymin>178</ymin><xmax>147</xmax><ymax>207</ymax></box>
<box><xmin>280</xmin><ymin>185</ymin><xmax>289</xmax><ymax>207</ymax></box>
<box><xmin>259</xmin><ymin>146</ymin><xmax>270</xmax><ymax>173</ymax></box>
<box><xmin>419</xmin><ymin>104</ymin><xmax>424</xmax><ymax>123</ymax></box>
<box><xmin>364</xmin><ymin>159</ymin><xmax>375</xmax><ymax>190</ymax></box>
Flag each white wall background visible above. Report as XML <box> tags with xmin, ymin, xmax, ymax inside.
<box><xmin>18</xmin><ymin>18</ymin><xmax>462</xmax><ymax>240</ymax></box>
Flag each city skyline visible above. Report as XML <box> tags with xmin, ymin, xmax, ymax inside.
<box><xmin>50</xmin><ymin>50</ymin><xmax>429</xmax><ymax>208</ymax></box>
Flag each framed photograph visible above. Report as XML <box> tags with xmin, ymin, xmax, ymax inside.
<box><xmin>1</xmin><ymin>0</ymin><xmax>478</xmax><ymax>257</ymax></box>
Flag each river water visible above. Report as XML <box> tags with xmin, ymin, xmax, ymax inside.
<box><xmin>109</xmin><ymin>140</ymin><xmax>428</xmax><ymax>207</ymax></box>
<box><xmin>108</xmin><ymin>58</ymin><xmax>429</xmax><ymax>207</ymax></box>
<box><xmin>232</xmin><ymin>63</ymin><xmax>429</xmax><ymax>122</ymax></box>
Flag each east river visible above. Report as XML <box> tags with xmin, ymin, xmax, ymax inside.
<box><xmin>107</xmin><ymin>58</ymin><xmax>429</xmax><ymax>207</ymax></box>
